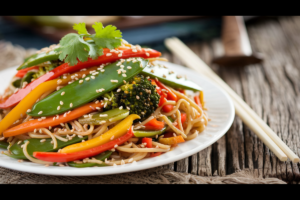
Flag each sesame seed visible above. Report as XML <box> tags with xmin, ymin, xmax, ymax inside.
<box><xmin>56</xmin><ymin>115</ymin><xmax>59</xmax><ymax>119</ymax></box>
<box><xmin>100</xmin><ymin>120</ymin><xmax>106</xmax><ymax>125</ymax></box>
<box><xmin>123</xmin><ymin>80</ymin><xmax>126</xmax><ymax>84</ymax></box>
<box><xmin>117</xmin><ymin>88</ymin><xmax>121</xmax><ymax>92</ymax></box>
<box><xmin>49</xmin><ymin>126</ymin><xmax>52</xmax><ymax>130</ymax></box>
<box><xmin>63</xmin><ymin>113</ymin><xmax>67</xmax><ymax>117</ymax></box>
<box><xmin>100</xmin><ymin>114</ymin><xmax>108</xmax><ymax>117</ymax></box>
<box><xmin>176</xmin><ymin>75</ymin><xmax>182</xmax><ymax>79</ymax></box>
<box><xmin>119</xmin><ymin>106</ymin><xmax>123</xmax><ymax>110</ymax></box>
<box><xmin>57</xmin><ymin>106</ymin><xmax>61</xmax><ymax>110</ymax></box>
<box><xmin>39</xmin><ymin>129</ymin><xmax>42</xmax><ymax>133</ymax></box>
<box><xmin>57</xmin><ymin>80</ymin><xmax>62</xmax><ymax>84</ymax></box>
<box><xmin>18</xmin><ymin>159</ymin><xmax>23</xmax><ymax>163</ymax></box>
<box><xmin>118</xmin><ymin>54</ymin><xmax>122</xmax><ymax>57</ymax></box>
<box><xmin>114</xmin><ymin>144</ymin><xmax>118</xmax><ymax>148</ymax></box>
<box><xmin>140</xmin><ymin>63</ymin><xmax>143</xmax><ymax>68</ymax></box>
<box><xmin>82</xmin><ymin>74</ymin><xmax>86</xmax><ymax>78</ymax></box>
<box><xmin>136</xmin><ymin>96</ymin><xmax>140</xmax><ymax>100</ymax></box>
<box><xmin>95</xmin><ymin>100</ymin><xmax>99</xmax><ymax>104</ymax></box>
<box><xmin>70</xmin><ymin>103</ymin><xmax>73</xmax><ymax>108</ymax></box>
<box><xmin>151</xmin><ymin>69</ymin><xmax>154</xmax><ymax>73</ymax></box>
<box><xmin>63</xmin><ymin>76</ymin><xmax>67</xmax><ymax>79</ymax></box>
<box><xmin>61</xmin><ymin>92</ymin><xmax>65</xmax><ymax>96</ymax></box>
<box><xmin>122</xmin><ymin>74</ymin><xmax>127</xmax><ymax>77</ymax></box>
<box><xmin>85</xmin><ymin>77</ymin><xmax>90</xmax><ymax>81</ymax></box>
<box><xmin>120</xmin><ymin>65</ymin><xmax>124</xmax><ymax>68</ymax></box>
<box><xmin>127</xmin><ymin>106</ymin><xmax>130</xmax><ymax>110</ymax></box>
<box><xmin>100</xmin><ymin>69</ymin><xmax>105</xmax><ymax>72</ymax></box>
<box><xmin>40</xmin><ymin>139</ymin><xmax>46</xmax><ymax>143</ymax></box>
<box><xmin>127</xmin><ymin>66</ymin><xmax>132</xmax><ymax>69</ymax></box>
<box><xmin>163</xmin><ymin>74</ymin><xmax>167</xmax><ymax>78</ymax></box>
<box><xmin>141</xmin><ymin>112</ymin><xmax>145</xmax><ymax>115</ymax></box>
<box><xmin>78</xmin><ymin>135</ymin><xmax>83</xmax><ymax>138</ymax></box>
<box><xmin>111</xmin><ymin>80</ymin><xmax>118</xmax><ymax>83</ymax></box>
<box><xmin>34</xmin><ymin>129</ymin><xmax>37</xmax><ymax>133</ymax></box>
<box><xmin>60</xmin><ymin>101</ymin><xmax>64</xmax><ymax>105</ymax></box>
<box><xmin>91</xmin><ymin>76</ymin><xmax>95</xmax><ymax>79</ymax></box>
<box><xmin>146</xmin><ymin>52</ymin><xmax>150</xmax><ymax>56</ymax></box>
<box><xmin>96</xmin><ymin>107</ymin><xmax>101</xmax><ymax>110</ymax></box>
<box><xmin>79</xmin><ymin>80</ymin><xmax>83</xmax><ymax>84</ymax></box>
<box><xmin>106</xmin><ymin>53</ymin><xmax>112</xmax><ymax>56</ymax></box>
<box><xmin>17</xmin><ymin>141</ymin><xmax>22</xmax><ymax>145</ymax></box>
<box><xmin>121</xmin><ymin>160</ymin><xmax>125</xmax><ymax>165</ymax></box>
<box><xmin>27</xmin><ymin>109</ymin><xmax>31</xmax><ymax>113</ymax></box>
<box><xmin>38</xmin><ymin>118</ymin><xmax>42</xmax><ymax>121</ymax></box>
<box><xmin>128</xmin><ymin>158</ymin><xmax>133</xmax><ymax>163</ymax></box>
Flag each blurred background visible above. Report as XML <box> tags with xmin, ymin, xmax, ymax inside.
<box><xmin>0</xmin><ymin>16</ymin><xmax>261</xmax><ymax>51</ymax></box>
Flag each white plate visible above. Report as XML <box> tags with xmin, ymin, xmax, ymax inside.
<box><xmin>0</xmin><ymin>62</ymin><xmax>234</xmax><ymax>176</ymax></box>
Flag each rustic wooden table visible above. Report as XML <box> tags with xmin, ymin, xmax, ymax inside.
<box><xmin>161</xmin><ymin>16</ymin><xmax>300</xmax><ymax>183</ymax></box>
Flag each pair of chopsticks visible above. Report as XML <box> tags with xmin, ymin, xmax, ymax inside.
<box><xmin>164</xmin><ymin>37</ymin><xmax>300</xmax><ymax>163</ymax></box>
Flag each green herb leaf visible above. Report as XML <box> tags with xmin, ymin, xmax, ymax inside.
<box><xmin>55</xmin><ymin>33</ymin><xmax>99</xmax><ymax>66</ymax></box>
<box><xmin>91</xmin><ymin>22</ymin><xmax>122</xmax><ymax>50</ymax></box>
<box><xmin>73</xmin><ymin>22</ymin><xmax>89</xmax><ymax>35</ymax></box>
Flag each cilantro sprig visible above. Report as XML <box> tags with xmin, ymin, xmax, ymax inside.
<box><xmin>55</xmin><ymin>22</ymin><xmax>122</xmax><ymax>66</ymax></box>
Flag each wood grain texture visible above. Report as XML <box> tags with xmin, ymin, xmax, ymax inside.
<box><xmin>160</xmin><ymin>16</ymin><xmax>300</xmax><ymax>182</ymax></box>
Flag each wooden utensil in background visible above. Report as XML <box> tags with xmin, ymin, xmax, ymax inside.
<box><xmin>212</xmin><ymin>16</ymin><xmax>263</xmax><ymax>67</ymax></box>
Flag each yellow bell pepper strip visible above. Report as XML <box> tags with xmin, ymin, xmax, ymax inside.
<box><xmin>3</xmin><ymin>102</ymin><xmax>103</xmax><ymax>137</ymax></box>
<box><xmin>60</xmin><ymin>114</ymin><xmax>140</xmax><ymax>154</ymax></box>
<box><xmin>158</xmin><ymin>135</ymin><xmax>185</xmax><ymax>145</ymax></box>
<box><xmin>0</xmin><ymin>66</ymin><xmax>99</xmax><ymax>136</ymax></box>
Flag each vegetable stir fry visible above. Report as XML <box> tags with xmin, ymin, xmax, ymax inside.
<box><xmin>0</xmin><ymin>22</ymin><xmax>207</xmax><ymax>167</ymax></box>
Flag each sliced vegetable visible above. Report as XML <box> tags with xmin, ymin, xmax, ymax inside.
<box><xmin>150</xmin><ymin>152</ymin><xmax>162</xmax><ymax>157</ymax></box>
<box><xmin>158</xmin><ymin>135</ymin><xmax>185</xmax><ymax>145</ymax></box>
<box><xmin>78</xmin><ymin>108</ymin><xmax>129</xmax><ymax>125</ymax></box>
<box><xmin>21</xmin><ymin>71</ymin><xmax>36</xmax><ymax>86</ymax></box>
<box><xmin>15</xmin><ymin>66</ymin><xmax>39</xmax><ymax>77</ymax></box>
<box><xmin>60</xmin><ymin>114</ymin><xmax>140</xmax><ymax>154</ymax></box>
<box><xmin>33</xmin><ymin>126</ymin><xmax>134</xmax><ymax>162</ymax></box>
<box><xmin>144</xmin><ymin>118</ymin><xmax>165</xmax><ymax>130</ymax></box>
<box><xmin>154</xmin><ymin>79</ymin><xmax>177</xmax><ymax>101</ymax></box>
<box><xmin>133</xmin><ymin>127</ymin><xmax>166</xmax><ymax>138</ymax></box>
<box><xmin>142</xmin><ymin>137</ymin><xmax>152</xmax><ymax>148</ymax></box>
<box><xmin>67</xmin><ymin>151</ymin><xmax>112</xmax><ymax>168</ymax></box>
<box><xmin>28</xmin><ymin>58</ymin><xmax>149</xmax><ymax>117</ymax></box>
<box><xmin>12</xmin><ymin>79</ymin><xmax>22</xmax><ymax>88</ymax></box>
<box><xmin>17</xmin><ymin>50</ymin><xmax>59</xmax><ymax>70</ymax></box>
<box><xmin>194</xmin><ymin>95</ymin><xmax>202</xmax><ymax>108</ymax></box>
<box><xmin>0</xmin><ymin>67</ymin><xmax>101</xmax><ymax>135</ymax></box>
<box><xmin>0</xmin><ymin>48</ymin><xmax>161</xmax><ymax>109</ymax></box>
<box><xmin>141</xmin><ymin>64</ymin><xmax>202</xmax><ymax>92</ymax></box>
<box><xmin>2</xmin><ymin>102</ymin><xmax>103</xmax><ymax>137</ymax></box>
<box><xmin>0</xmin><ymin>141</ymin><xmax>9</xmax><ymax>149</ymax></box>
<box><xmin>8</xmin><ymin>136</ymin><xmax>87</xmax><ymax>160</ymax></box>
<box><xmin>157</xmin><ymin>89</ymin><xmax>174</xmax><ymax>113</ymax></box>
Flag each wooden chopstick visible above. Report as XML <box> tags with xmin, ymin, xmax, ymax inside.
<box><xmin>164</xmin><ymin>37</ymin><xmax>300</xmax><ymax>163</ymax></box>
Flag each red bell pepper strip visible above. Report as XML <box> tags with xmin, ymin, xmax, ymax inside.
<box><xmin>180</xmin><ymin>113</ymin><xmax>187</xmax><ymax>124</ymax></box>
<box><xmin>33</xmin><ymin>126</ymin><xmax>134</xmax><ymax>163</ymax></box>
<box><xmin>15</xmin><ymin>66</ymin><xmax>39</xmax><ymax>78</ymax></box>
<box><xmin>0</xmin><ymin>48</ymin><xmax>161</xmax><ymax>109</ymax></box>
<box><xmin>144</xmin><ymin>118</ymin><xmax>165</xmax><ymax>130</ymax></box>
<box><xmin>154</xmin><ymin>79</ymin><xmax>177</xmax><ymax>101</ymax></box>
<box><xmin>142</xmin><ymin>137</ymin><xmax>152</xmax><ymax>148</ymax></box>
<box><xmin>177</xmin><ymin>89</ymin><xmax>185</xmax><ymax>94</ymax></box>
<box><xmin>194</xmin><ymin>95</ymin><xmax>202</xmax><ymax>108</ymax></box>
<box><xmin>150</xmin><ymin>152</ymin><xmax>162</xmax><ymax>157</ymax></box>
<box><xmin>162</xmin><ymin>132</ymin><xmax>175</xmax><ymax>138</ymax></box>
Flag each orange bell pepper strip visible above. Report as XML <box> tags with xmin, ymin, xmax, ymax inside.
<box><xmin>194</xmin><ymin>95</ymin><xmax>202</xmax><ymax>108</ymax></box>
<box><xmin>33</xmin><ymin>126</ymin><xmax>134</xmax><ymax>163</ymax></box>
<box><xmin>144</xmin><ymin>118</ymin><xmax>165</xmax><ymax>130</ymax></box>
<box><xmin>3</xmin><ymin>102</ymin><xmax>103</xmax><ymax>137</ymax></box>
<box><xmin>0</xmin><ymin>66</ymin><xmax>99</xmax><ymax>136</ymax></box>
<box><xmin>60</xmin><ymin>114</ymin><xmax>140</xmax><ymax>154</ymax></box>
<box><xmin>158</xmin><ymin>135</ymin><xmax>185</xmax><ymax>145</ymax></box>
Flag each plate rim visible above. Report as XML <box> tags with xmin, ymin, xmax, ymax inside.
<box><xmin>0</xmin><ymin>62</ymin><xmax>235</xmax><ymax>176</ymax></box>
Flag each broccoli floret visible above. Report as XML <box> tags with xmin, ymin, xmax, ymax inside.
<box><xmin>118</xmin><ymin>74</ymin><xmax>160</xmax><ymax>121</ymax></box>
<box><xmin>102</xmin><ymin>91</ymin><xmax>120</xmax><ymax>111</ymax></box>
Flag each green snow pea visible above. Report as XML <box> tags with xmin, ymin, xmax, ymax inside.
<box><xmin>141</xmin><ymin>64</ymin><xmax>202</xmax><ymax>92</ymax></box>
<box><xmin>78</xmin><ymin>108</ymin><xmax>129</xmax><ymax>125</ymax></box>
<box><xmin>12</xmin><ymin>79</ymin><xmax>22</xmax><ymax>88</ymax></box>
<box><xmin>17</xmin><ymin>50</ymin><xmax>60</xmax><ymax>70</ymax></box>
<box><xmin>8</xmin><ymin>136</ymin><xmax>87</xmax><ymax>160</ymax></box>
<box><xmin>21</xmin><ymin>71</ymin><xmax>36</xmax><ymax>85</ymax></box>
<box><xmin>28</xmin><ymin>58</ymin><xmax>148</xmax><ymax>117</ymax></box>
<box><xmin>67</xmin><ymin>151</ymin><xmax>112</xmax><ymax>168</ymax></box>
<box><xmin>133</xmin><ymin>127</ymin><xmax>167</xmax><ymax>138</ymax></box>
